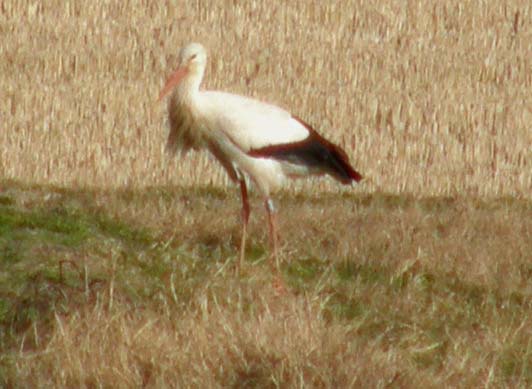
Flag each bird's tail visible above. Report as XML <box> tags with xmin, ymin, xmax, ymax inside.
<box><xmin>323</xmin><ymin>142</ymin><xmax>363</xmax><ymax>184</ymax></box>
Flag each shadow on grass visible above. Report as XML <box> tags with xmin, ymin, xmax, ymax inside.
<box><xmin>0</xmin><ymin>183</ymin><xmax>169</xmax><ymax>354</ymax></box>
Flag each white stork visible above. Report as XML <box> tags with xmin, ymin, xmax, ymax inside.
<box><xmin>158</xmin><ymin>43</ymin><xmax>362</xmax><ymax>272</ymax></box>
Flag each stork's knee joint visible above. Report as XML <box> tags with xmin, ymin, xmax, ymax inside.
<box><xmin>265</xmin><ymin>198</ymin><xmax>276</xmax><ymax>213</ymax></box>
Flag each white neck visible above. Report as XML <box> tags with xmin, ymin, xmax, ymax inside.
<box><xmin>175</xmin><ymin>66</ymin><xmax>204</xmax><ymax>103</ymax></box>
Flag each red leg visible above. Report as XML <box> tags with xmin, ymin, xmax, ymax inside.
<box><xmin>238</xmin><ymin>179</ymin><xmax>250</xmax><ymax>274</ymax></box>
<box><xmin>265</xmin><ymin>198</ymin><xmax>279</xmax><ymax>271</ymax></box>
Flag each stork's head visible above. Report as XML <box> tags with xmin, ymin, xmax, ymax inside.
<box><xmin>158</xmin><ymin>43</ymin><xmax>207</xmax><ymax>101</ymax></box>
<box><xmin>178</xmin><ymin>43</ymin><xmax>207</xmax><ymax>73</ymax></box>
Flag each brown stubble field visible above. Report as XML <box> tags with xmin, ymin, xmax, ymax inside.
<box><xmin>1</xmin><ymin>0</ymin><xmax>531</xmax><ymax>195</ymax></box>
<box><xmin>1</xmin><ymin>1</ymin><xmax>531</xmax><ymax>387</ymax></box>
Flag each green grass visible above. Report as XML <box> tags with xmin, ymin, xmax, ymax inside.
<box><xmin>0</xmin><ymin>185</ymin><xmax>156</xmax><ymax>350</ymax></box>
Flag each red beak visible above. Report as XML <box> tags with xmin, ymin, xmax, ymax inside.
<box><xmin>158</xmin><ymin>66</ymin><xmax>188</xmax><ymax>102</ymax></box>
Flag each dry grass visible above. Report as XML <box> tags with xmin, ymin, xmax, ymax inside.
<box><xmin>13</xmin><ymin>285</ymin><xmax>411</xmax><ymax>388</ymax></box>
<box><xmin>1</xmin><ymin>182</ymin><xmax>531</xmax><ymax>387</ymax></box>
<box><xmin>1</xmin><ymin>1</ymin><xmax>531</xmax><ymax>196</ymax></box>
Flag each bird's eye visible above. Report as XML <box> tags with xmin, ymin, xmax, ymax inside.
<box><xmin>191</xmin><ymin>54</ymin><xmax>197</xmax><ymax>60</ymax></box>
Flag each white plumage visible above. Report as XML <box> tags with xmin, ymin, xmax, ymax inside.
<box><xmin>201</xmin><ymin>92</ymin><xmax>310</xmax><ymax>150</ymax></box>
<box><xmin>158</xmin><ymin>42</ymin><xmax>362</xmax><ymax>272</ymax></box>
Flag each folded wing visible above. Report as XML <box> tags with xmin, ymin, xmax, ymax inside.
<box><xmin>200</xmin><ymin>92</ymin><xmax>362</xmax><ymax>184</ymax></box>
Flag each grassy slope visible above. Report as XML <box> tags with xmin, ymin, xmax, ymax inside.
<box><xmin>0</xmin><ymin>180</ymin><xmax>530</xmax><ymax>387</ymax></box>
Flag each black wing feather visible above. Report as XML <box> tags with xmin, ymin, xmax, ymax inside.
<box><xmin>249</xmin><ymin>117</ymin><xmax>362</xmax><ymax>184</ymax></box>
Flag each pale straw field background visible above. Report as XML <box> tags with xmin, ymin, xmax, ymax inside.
<box><xmin>1</xmin><ymin>0</ymin><xmax>530</xmax><ymax>197</ymax></box>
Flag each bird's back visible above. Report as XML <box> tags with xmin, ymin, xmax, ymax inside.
<box><xmin>199</xmin><ymin>91</ymin><xmax>310</xmax><ymax>152</ymax></box>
